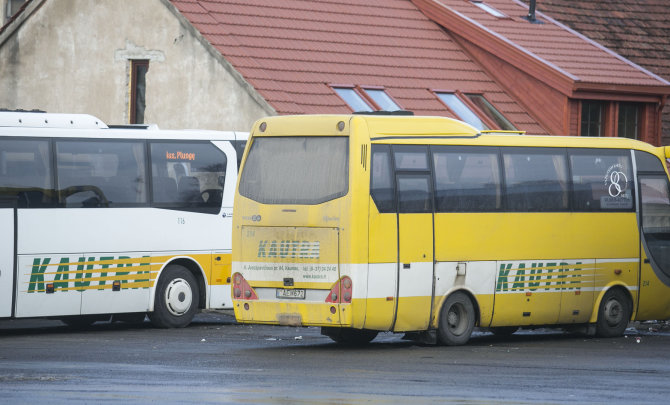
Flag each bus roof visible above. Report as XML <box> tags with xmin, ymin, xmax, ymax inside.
<box><xmin>250</xmin><ymin>114</ymin><xmax>661</xmax><ymax>155</ymax></box>
<box><xmin>0</xmin><ymin>112</ymin><xmax>248</xmax><ymax>142</ymax></box>
<box><xmin>0</xmin><ymin>111</ymin><xmax>108</xmax><ymax>129</ymax></box>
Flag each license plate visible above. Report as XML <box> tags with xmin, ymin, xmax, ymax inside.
<box><xmin>276</xmin><ymin>288</ymin><xmax>306</xmax><ymax>299</ymax></box>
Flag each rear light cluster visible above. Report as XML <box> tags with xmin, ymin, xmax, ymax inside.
<box><xmin>232</xmin><ymin>273</ymin><xmax>258</xmax><ymax>300</ymax></box>
<box><xmin>325</xmin><ymin>276</ymin><xmax>352</xmax><ymax>304</ymax></box>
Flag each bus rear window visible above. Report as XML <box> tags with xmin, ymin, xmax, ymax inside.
<box><xmin>239</xmin><ymin>136</ymin><xmax>348</xmax><ymax>205</ymax></box>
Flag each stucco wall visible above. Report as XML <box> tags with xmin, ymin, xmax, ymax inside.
<box><xmin>0</xmin><ymin>0</ymin><xmax>274</xmax><ymax>131</ymax></box>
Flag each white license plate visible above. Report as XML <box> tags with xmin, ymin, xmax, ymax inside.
<box><xmin>276</xmin><ymin>288</ymin><xmax>306</xmax><ymax>299</ymax></box>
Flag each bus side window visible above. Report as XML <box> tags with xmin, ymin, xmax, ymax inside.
<box><xmin>397</xmin><ymin>175</ymin><xmax>432</xmax><ymax>213</ymax></box>
<box><xmin>432</xmin><ymin>146</ymin><xmax>501</xmax><ymax>212</ymax></box>
<box><xmin>150</xmin><ymin>141</ymin><xmax>227</xmax><ymax>213</ymax></box>
<box><xmin>370</xmin><ymin>145</ymin><xmax>395</xmax><ymax>213</ymax></box>
<box><xmin>56</xmin><ymin>140</ymin><xmax>147</xmax><ymax>208</ymax></box>
<box><xmin>503</xmin><ymin>148</ymin><xmax>568</xmax><ymax>212</ymax></box>
<box><xmin>0</xmin><ymin>138</ymin><xmax>55</xmax><ymax>208</ymax></box>
<box><xmin>569</xmin><ymin>149</ymin><xmax>634</xmax><ymax>212</ymax></box>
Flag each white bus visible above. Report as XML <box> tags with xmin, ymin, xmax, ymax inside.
<box><xmin>0</xmin><ymin>111</ymin><xmax>247</xmax><ymax>327</ymax></box>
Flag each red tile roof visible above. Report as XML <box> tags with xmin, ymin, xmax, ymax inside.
<box><xmin>171</xmin><ymin>0</ymin><xmax>545</xmax><ymax>133</ymax></box>
<box><xmin>515</xmin><ymin>0</ymin><xmax>670</xmax><ymax>142</ymax></box>
<box><xmin>412</xmin><ymin>0</ymin><xmax>670</xmax><ymax>93</ymax></box>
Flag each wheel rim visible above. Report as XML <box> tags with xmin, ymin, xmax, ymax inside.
<box><xmin>447</xmin><ymin>302</ymin><xmax>468</xmax><ymax>336</ymax></box>
<box><xmin>164</xmin><ymin>278</ymin><xmax>193</xmax><ymax>316</ymax></box>
<box><xmin>603</xmin><ymin>298</ymin><xmax>623</xmax><ymax>327</ymax></box>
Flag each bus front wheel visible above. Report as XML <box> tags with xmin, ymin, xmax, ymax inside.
<box><xmin>437</xmin><ymin>292</ymin><xmax>475</xmax><ymax>346</ymax></box>
<box><xmin>149</xmin><ymin>265</ymin><xmax>199</xmax><ymax>328</ymax></box>
<box><xmin>595</xmin><ymin>288</ymin><xmax>631</xmax><ymax>338</ymax></box>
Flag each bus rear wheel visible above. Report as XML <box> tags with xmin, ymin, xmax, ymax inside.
<box><xmin>321</xmin><ymin>327</ymin><xmax>378</xmax><ymax>345</ymax></box>
<box><xmin>437</xmin><ymin>292</ymin><xmax>475</xmax><ymax>346</ymax></box>
<box><xmin>595</xmin><ymin>288</ymin><xmax>631</xmax><ymax>338</ymax></box>
<box><xmin>149</xmin><ymin>265</ymin><xmax>199</xmax><ymax>328</ymax></box>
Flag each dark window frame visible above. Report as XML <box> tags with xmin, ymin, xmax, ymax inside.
<box><xmin>370</xmin><ymin>144</ymin><xmax>396</xmax><ymax>213</ymax></box>
<box><xmin>569</xmin><ymin>148</ymin><xmax>635</xmax><ymax>213</ymax></box>
<box><xmin>432</xmin><ymin>145</ymin><xmax>502</xmax><ymax>213</ymax></box>
<box><xmin>618</xmin><ymin>102</ymin><xmax>641</xmax><ymax>140</ymax></box>
<box><xmin>0</xmin><ymin>136</ymin><xmax>57</xmax><ymax>208</ymax></box>
<box><xmin>369</xmin><ymin>144</ymin><xmax>644</xmax><ymax>215</ymax></box>
<box><xmin>149</xmin><ymin>140</ymin><xmax>228</xmax><ymax>214</ymax></box>
<box><xmin>54</xmin><ymin>138</ymin><xmax>149</xmax><ymax>208</ymax></box>
<box><xmin>130</xmin><ymin>60</ymin><xmax>149</xmax><ymax>125</ymax></box>
<box><xmin>580</xmin><ymin>100</ymin><xmax>605</xmax><ymax>137</ymax></box>
<box><xmin>501</xmin><ymin>146</ymin><xmax>570</xmax><ymax>213</ymax></box>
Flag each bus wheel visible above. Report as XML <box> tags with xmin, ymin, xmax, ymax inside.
<box><xmin>596</xmin><ymin>288</ymin><xmax>631</xmax><ymax>338</ymax></box>
<box><xmin>321</xmin><ymin>327</ymin><xmax>378</xmax><ymax>345</ymax></box>
<box><xmin>437</xmin><ymin>292</ymin><xmax>475</xmax><ymax>346</ymax></box>
<box><xmin>149</xmin><ymin>265</ymin><xmax>199</xmax><ymax>328</ymax></box>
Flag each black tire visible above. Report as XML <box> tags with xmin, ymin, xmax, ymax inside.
<box><xmin>489</xmin><ymin>326</ymin><xmax>518</xmax><ymax>337</ymax></box>
<box><xmin>437</xmin><ymin>292</ymin><xmax>476</xmax><ymax>346</ymax></box>
<box><xmin>149</xmin><ymin>265</ymin><xmax>199</xmax><ymax>328</ymax></box>
<box><xmin>321</xmin><ymin>327</ymin><xmax>378</xmax><ymax>345</ymax></box>
<box><xmin>595</xmin><ymin>288</ymin><xmax>631</xmax><ymax>338</ymax></box>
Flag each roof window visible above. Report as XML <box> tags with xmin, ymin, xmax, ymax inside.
<box><xmin>465</xmin><ymin>94</ymin><xmax>517</xmax><ymax>130</ymax></box>
<box><xmin>471</xmin><ymin>1</ymin><xmax>508</xmax><ymax>18</ymax></box>
<box><xmin>333</xmin><ymin>86</ymin><xmax>401</xmax><ymax>112</ymax></box>
<box><xmin>435</xmin><ymin>92</ymin><xmax>488</xmax><ymax>130</ymax></box>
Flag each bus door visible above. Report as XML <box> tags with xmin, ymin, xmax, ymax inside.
<box><xmin>392</xmin><ymin>145</ymin><xmax>435</xmax><ymax>332</ymax></box>
<box><xmin>0</xmin><ymin>199</ymin><xmax>16</xmax><ymax>317</ymax></box>
<box><xmin>636</xmin><ymin>161</ymin><xmax>670</xmax><ymax>320</ymax></box>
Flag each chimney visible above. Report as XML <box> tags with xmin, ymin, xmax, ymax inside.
<box><xmin>524</xmin><ymin>0</ymin><xmax>543</xmax><ymax>24</ymax></box>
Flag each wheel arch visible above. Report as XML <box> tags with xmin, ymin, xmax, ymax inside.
<box><xmin>153</xmin><ymin>257</ymin><xmax>208</xmax><ymax>311</ymax></box>
<box><xmin>589</xmin><ymin>283</ymin><xmax>634</xmax><ymax>324</ymax></box>
<box><xmin>434</xmin><ymin>288</ymin><xmax>481</xmax><ymax>329</ymax></box>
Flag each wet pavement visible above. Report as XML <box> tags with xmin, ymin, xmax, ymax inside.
<box><xmin>1</xmin><ymin>312</ymin><xmax>669</xmax><ymax>404</ymax></box>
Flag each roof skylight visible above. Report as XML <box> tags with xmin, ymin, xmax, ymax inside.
<box><xmin>471</xmin><ymin>1</ymin><xmax>508</xmax><ymax>18</ymax></box>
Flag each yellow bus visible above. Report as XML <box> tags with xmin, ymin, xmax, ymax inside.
<box><xmin>232</xmin><ymin>113</ymin><xmax>670</xmax><ymax>345</ymax></box>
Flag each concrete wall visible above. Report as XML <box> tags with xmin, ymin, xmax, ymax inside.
<box><xmin>0</xmin><ymin>0</ymin><xmax>275</xmax><ymax>131</ymax></box>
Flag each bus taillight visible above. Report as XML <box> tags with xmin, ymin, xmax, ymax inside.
<box><xmin>325</xmin><ymin>276</ymin><xmax>352</xmax><ymax>303</ymax></box>
<box><xmin>232</xmin><ymin>273</ymin><xmax>258</xmax><ymax>300</ymax></box>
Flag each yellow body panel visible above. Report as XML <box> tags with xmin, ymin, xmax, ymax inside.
<box><xmin>232</xmin><ymin>114</ymin><xmax>670</xmax><ymax>336</ymax></box>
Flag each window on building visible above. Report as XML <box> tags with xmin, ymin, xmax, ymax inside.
<box><xmin>465</xmin><ymin>94</ymin><xmax>517</xmax><ymax>130</ymax></box>
<box><xmin>364</xmin><ymin>89</ymin><xmax>401</xmax><ymax>111</ymax></box>
<box><xmin>436</xmin><ymin>92</ymin><xmax>488</xmax><ymax>130</ymax></box>
<box><xmin>4</xmin><ymin>0</ymin><xmax>25</xmax><ymax>22</ymax></box>
<box><xmin>333</xmin><ymin>86</ymin><xmax>401</xmax><ymax>112</ymax></box>
<box><xmin>333</xmin><ymin>87</ymin><xmax>373</xmax><ymax>112</ymax></box>
<box><xmin>580</xmin><ymin>101</ymin><xmax>604</xmax><ymax>137</ymax></box>
<box><xmin>130</xmin><ymin>60</ymin><xmax>149</xmax><ymax>124</ymax></box>
<box><xmin>471</xmin><ymin>1</ymin><xmax>508</xmax><ymax>18</ymax></box>
<box><xmin>618</xmin><ymin>102</ymin><xmax>640</xmax><ymax>140</ymax></box>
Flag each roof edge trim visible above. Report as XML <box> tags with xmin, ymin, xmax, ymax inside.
<box><xmin>161</xmin><ymin>0</ymin><xmax>276</xmax><ymax>116</ymax></box>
